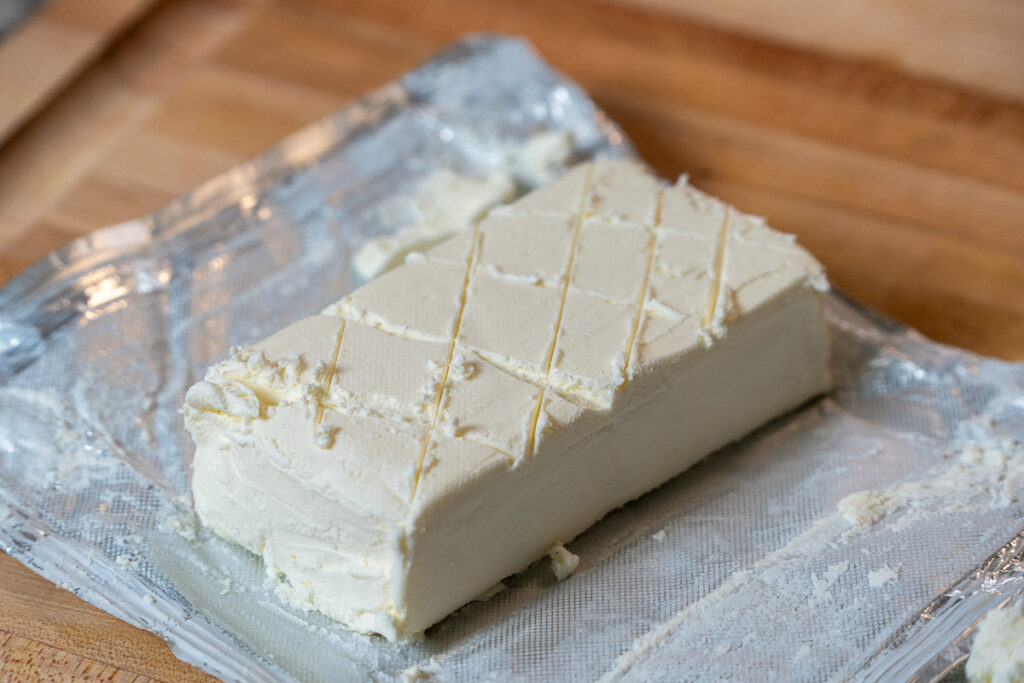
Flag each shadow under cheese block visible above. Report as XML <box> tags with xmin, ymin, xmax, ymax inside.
<box><xmin>184</xmin><ymin>161</ymin><xmax>831</xmax><ymax>641</ymax></box>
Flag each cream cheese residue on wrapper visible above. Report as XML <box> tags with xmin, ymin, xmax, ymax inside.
<box><xmin>601</xmin><ymin>434</ymin><xmax>1024</xmax><ymax>682</ymax></box>
<box><xmin>867</xmin><ymin>563</ymin><xmax>899</xmax><ymax>589</ymax></box>
<box><xmin>352</xmin><ymin>170</ymin><xmax>516</xmax><ymax>281</ymax></box>
<box><xmin>352</xmin><ymin>130</ymin><xmax>573</xmax><ymax>281</ymax></box>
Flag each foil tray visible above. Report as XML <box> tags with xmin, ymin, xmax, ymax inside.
<box><xmin>1</xmin><ymin>35</ymin><xmax>1022</xmax><ymax>682</ymax></box>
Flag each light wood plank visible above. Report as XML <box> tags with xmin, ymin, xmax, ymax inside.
<box><xmin>318</xmin><ymin>0</ymin><xmax>1024</xmax><ymax>192</ymax></box>
<box><xmin>0</xmin><ymin>0</ymin><xmax>259</xmax><ymax>284</ymax></box>
<box><xmin>600</xmin><ymin>93</ymin><xmax>1024</xmax><ymax>255</ymax></box>
<box><xmin>606</xmin><ymin>0</ymin><xmax>1024</xmax><ymax>103</ymax></box>
<box><xmin>2</xmin><ymin>633</ymin><xmax>155</xmax><ymax>682</ymax></box>
<box><xmin>212</xmin><ymin>2</ymin><xmax>428</xmax><ymax>96</ymax></box>
<box><xmin>0</xmin><ymin>0</ymin><xmax>160</xmax><ymax>145</ymax></box>
<box><xmin>0</xmin><ymin>555</ymin><xmax>215</xmax><ymax>682</ymax></box>
<box><xmin>143</xmin><ymin>63</ymin><xmax>342</xmax><ymax>157</ymax></box>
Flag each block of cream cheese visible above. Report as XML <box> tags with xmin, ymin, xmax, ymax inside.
<box><xmin>184</xmin><ymin>160</ymin><xmax>831</xmax><ymax>640</ymax></box>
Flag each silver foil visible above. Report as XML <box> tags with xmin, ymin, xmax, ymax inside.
<box><xmin>0</xmin><ymin>35</ymin><xmax>1021</xmax><ymax>682</ymax></box>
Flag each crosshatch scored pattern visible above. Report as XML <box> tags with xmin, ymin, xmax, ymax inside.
<box><xmin>211</xmin><ymin>161</ymin><xmax>824</xmax><ymax>513</ymax></box>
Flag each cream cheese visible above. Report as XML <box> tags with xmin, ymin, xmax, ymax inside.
<box><xmin>351</xmin><ymin>131</ymin><xmax>573</xmax><ymax>281</ymax></box>
<box><xmin>548</xmin><ymin>544</ymin><xmax>581</xmax><ymax>581</ymax></box>
<box><xmin>185</xmin><ymin>160</ymin><xmax>831</xmax><ymax>640</ymax></box>
<box><xmin>352</xmin><ymin>169</ymin><xmax>517</xmax><ymax>281</ymax></box>
<box><xmin>967</xmin><ymin>598</ymin><xmax>1024</xmax><ymax>683</ymax></box>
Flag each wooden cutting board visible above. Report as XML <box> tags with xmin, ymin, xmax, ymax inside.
<box><xmin>0</xmin><ymin>0</ymin><xmax>1021</xmax><ymax>679</ymax></box>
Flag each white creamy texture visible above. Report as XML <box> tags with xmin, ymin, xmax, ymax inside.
<box><xmin>548</xmin><ymin>544</ymin><xmax>580</xmax><ymax>581</ymax></box>
<box><xmin>352</xmin><ymin>131</ymin><xmax>573</xmax><ymax>281</ymax></box>
<box><xmin>967</xmin><ymin>598</ymin><xmax>1024</xmax><ymax>683</ymax></box>
<box><xmin>835</xmin><ymin>441</ymin><xmax>1024</xmax><ymax>535</ymax></box>
<box><xmin>508</xmin><ymin>130</ymin><xmax>573</xmax><ymax>186</ymax></box>
<box><xmin>185</xmin><ymin>160</ymin><xmax>831</xmax><ymax>640</ymax></box>
<box><xmin>402</xmin><ymin>656</ymin><xmax>442</xmax><ymax>682</ymax></box>
<box><xmin>352</xmin><ymin>169</ymin><xmax>517</xmax><ymax>281</ymax></box>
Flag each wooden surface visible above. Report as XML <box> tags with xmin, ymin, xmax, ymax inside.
<box><xmin>0</xmin><ymin>0</ymin><xmax>161</xmax><ymax>146</ymax></box>
<box><xmin>0</xmin><ymin>0</ymin><xmax>1021</xmax><ymax>679</ymax></box>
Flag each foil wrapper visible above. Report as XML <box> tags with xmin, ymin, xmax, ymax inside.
<box><xmin>0</xmin><ymin>35</ymin><xmax>1022</xmax><ymax>682</ymax></box>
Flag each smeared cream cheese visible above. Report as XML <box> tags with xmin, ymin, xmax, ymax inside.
<box><xmin>353</xmin><ymin>170</ymin><xmax>516</xmax><ymax>281</ymax></box>
<box><xmin>351</xmin><ymin>131</ymin><xmax>574</xmax><ymax>281</ymax></box>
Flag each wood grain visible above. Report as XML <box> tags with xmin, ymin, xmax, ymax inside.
<box><xmin>606</xmin><ymin>0</ymin><xmax>1024</xmax><ymax>103</ymax></box>
<box><xmin>0</xmin><ymin>553</ymin><xmax>215</xmax><ymax>682</ymax></box>
<box><xmin>0</xmin><ymin>0</ymin><xmax>161</xmax><ymax>146</ymax></box>
<box><xmin>0</xmin><ymin>0</ymin><xmax>1021</xmax><ymax>679</ymax></box>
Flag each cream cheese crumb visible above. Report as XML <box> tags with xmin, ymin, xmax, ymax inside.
<box><xmin>437</xmin><ymin>414</ymin><xmax>459</xmax><ymax>438</ymax></box>
<box><xmin>548</xmin><ymin>544</ymin><xmax>580</xmax><ymax>581</ymax></box>
<box><xmin>967</xmin><ymin>598</ymin><xmax>1024</xmax><ymax>683</ymax></box>
<box><xmin>314</xmin><ymin>423</ymin><xmax>337</xmax><ymax>449</ymax></box>
<box><xmin>448</xmin><ymin>354</ymin><xmax>475</xmax><ymax>382</ymax></box>
<box><xmin>313</xmin><ymin>360</ymin><xmax>330</xmax><ymax>384</ymax></box>
<box><xmin>837</xmin><ymin>490</ymin><xmax>890</xmax><ymax>527</ymax></box>
<box><xmin>402</xmin><ymin>655</ymin><xmax>442</xmax><ymax>682</ymax></box>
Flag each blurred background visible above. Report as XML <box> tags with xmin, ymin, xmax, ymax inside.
<box><xmin>0</xmin><ymin>0</ymin><xmax>1021</xmax><ymax>679</ymax></box>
